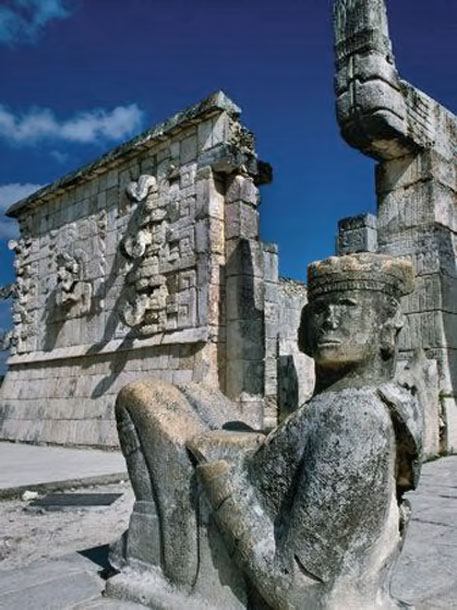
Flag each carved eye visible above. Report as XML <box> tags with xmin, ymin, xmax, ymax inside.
<box><xmin>338</xmin><ymin>298</ymin><xmax>358</xmax><ymax>307</ymax></box>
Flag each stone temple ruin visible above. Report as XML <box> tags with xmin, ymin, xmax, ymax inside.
<box><xmin>0</xmin><ymin>92</ymin><xmax>311</xmax><ymax>447</ymax></box>
<box><xmin>0</xmin><ymin>0</ymin><xmax>456</xmax><ymax>458</ymax></box>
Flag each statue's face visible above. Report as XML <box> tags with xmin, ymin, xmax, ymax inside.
<box><xmin>306</xmin><ymin>290</ymin><xmax>382</xmax><ymax>368</ymax></box>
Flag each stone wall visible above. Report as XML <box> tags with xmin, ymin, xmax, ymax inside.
<box><xmin>0</xmin><ymin>92</ymin><xmax>280</xmax><ymax>446</ymax></box>
<box><xmin>277</xmin><ymin>278</ymin><xmax>314</xmax><ymax>420</ymax></box>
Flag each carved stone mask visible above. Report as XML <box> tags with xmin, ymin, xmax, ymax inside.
<box><xmin>56</xmin><ymin>254</ymin><xmax>80</xmax><ymax>292</ymax></box>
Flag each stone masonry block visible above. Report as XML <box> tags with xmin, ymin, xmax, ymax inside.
<box><xmin>226</xmin><ymin>319</ymin><xmax>264</xmax><ymax>361</ymax></box>
<box><xmin>433</xmin><ymin>182</ymin><xmax>457</xmax><ymax>232</ymax></box>
<box><xmin>225</xmin><ymin>359</ymin><xmax>264</xmax><ymax>399</ymax></box>
<box><xmin>195</xmin><ymin>218</ymin><xmax>224</xmax><ymax>254</ymax></box>
<box><xmin>265</xmin><ymin>280</ymin><xmax>279</xmax><ymax>304</ymax></box>
<box><xmin>226</xmin><ymin>239</ymin><xmax>265</xmax><ymax>280</ymax></box>
<box><xmin>225</xmin><ymin>201</ymin><xmax>259</xmax><ymax>240</ymax></box>
<box><xmin>225</xmin><ymin>275</ymin><xmax>265</xmax><ymax>321</ymax></box>
<box><xmin>212</xmin><ymin>113</ymin><xmax>229</xmax><ymax>146</ymax></box>
<box><xmin>197</xmin><ymin>253</ymin><xmax>225</xmax><ymax>287</ymax></box>
<box><xmin>198</xmin><ymin>120</ymin><xmax>213</xmax><ymax>152</ymax></box>
<box><xmin>337</xmin><ymin>213</ymin><xmax>378</xmax><ymax>255</ymax></box>
<box><xmin>263</xmin><ymin>244</ymin><xmax>279</xmax><ymax>283</ymax></box>
<box><xmin>181</xmin><ymin>134</ymin><xmax>197</xmax><ymax>164</ymax></box>
<box><xmin>195</xmin><ymin>173</ymin><xmax>225</xmax><ymax>221</ymax></box>
<box><xmin>226</xmin><ymin>175</ymin><xmax>258</xmax><ymax>206</ymax></box>
<box><xmin>378</xmin><ymin>181</ymin><xmax>435</xmax><ymax>236</ymax></box>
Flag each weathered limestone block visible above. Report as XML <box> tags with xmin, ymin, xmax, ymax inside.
<box><xmin>397</xmin><ymin>350</ymin><xmax>441</xmax><ymax>458</ymax></box>
<box><xmin>263</xmin><ymin>242</ymin><xmax>280</xmax><ymax>428</ymax></box>
<box><xmin>109</xmin><ymin>252</ymin><xmax>423</xmax><ymax>609</ymax></box>
<box><xmin>277</xmin><ymin>278</ymin><xmax>314</xmax><ymax>420</ymax></box>
<box><xmin>224</xmin><ymin>174</ymin><xmax>266</xmax><ymax>420</ymax></box>
<box><xmin>337</xmin><ymin>213</ymin><xmax>378</xmax><ymax>255</ymax></box>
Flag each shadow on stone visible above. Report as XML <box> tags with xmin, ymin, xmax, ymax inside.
<box><xmin>78</xmin><ymin>544</ymin><xmax>119</xmax><ymax>580</ymax></box>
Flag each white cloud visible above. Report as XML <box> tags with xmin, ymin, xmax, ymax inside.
<box><xmin>0</xmin><ymin>183</ymin><xmax>43</xmax><ymax>239</ymax></box>
<box><xmin>0</xmin><ymin>0</ymin><xmax>71</xmax><ymax>45</ymax></box>
<box><xmin>0</xmin><ymin>103</ymin><xmax>145</xmax><ymax>145</ymax></box>
<box><xmin>50</xmin><ymin>149</ymin><xmax>69</xmax><ymax>163</ymax></box>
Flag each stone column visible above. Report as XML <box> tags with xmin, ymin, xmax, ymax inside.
<box><xmin>194</xmin><ymin>166</ymin><xmax>226</xmax><ymax>388</ymax></box>
<box><xmin>224</xmin><ymin>173</ymin><xmax>265</xmax><ymax>429</ymax></box>
<box><xmin>263</xmin><ymin>242</ymin><xmax>279</xmax><ymax>429</ymax></box>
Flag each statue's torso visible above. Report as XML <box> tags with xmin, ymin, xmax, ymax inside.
<box><xmin>248</xmin><ymin>385</ymin><xmax>405</xmax><ymax>591</ymax></box>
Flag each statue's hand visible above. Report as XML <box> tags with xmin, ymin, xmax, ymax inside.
<box><xmin>195</xmin><ymin>459</ymin><xmax>233</xmax><ymax>508</ymax></box>
<box><xmin>187</xmin><ymin>430</ymin><xmax>264</xmax><ymax>464</ymax></box>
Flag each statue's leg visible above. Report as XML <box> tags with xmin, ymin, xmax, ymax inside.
<box><xmin>116</xmin><ymin>398</ymin><xmax>154</xmax><ymax>502</ymax></box>
<box><xmin>115</xmin><ymin>379</ymin><xmax>208</xmax><ymax>588</ymax></box>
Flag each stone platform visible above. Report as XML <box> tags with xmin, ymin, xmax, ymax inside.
<box><xmin>0</xmin><ymin>441</ymin><xmax>127</xmax><ymax>498</ymax></box>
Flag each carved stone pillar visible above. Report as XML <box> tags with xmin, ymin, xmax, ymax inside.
<box><xmin>334</xmin><ymin>0</ymin><xmax>457</xmax><ymax>451</ymax></box>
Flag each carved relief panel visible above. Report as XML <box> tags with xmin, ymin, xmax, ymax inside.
<box><xmin>8</xmin><ymin>237</ymin><xmax>38</xmax><ymax>354</ymax></box>
<box><xmin>120</xmin><ymin>173</ymin><xmax>199</xmax><ymax>336</ymax></box>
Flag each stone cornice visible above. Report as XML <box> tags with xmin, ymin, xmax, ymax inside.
<box><xmin>7</xmin><ymin>90</ymin><xmax>241</xmax><ymax>218</ymax></box>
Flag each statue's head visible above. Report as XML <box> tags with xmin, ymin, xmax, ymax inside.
<box><xmin>299</xmin><ymin>253</ymin><xmax>414</xmax><ymax>383</ymax></box>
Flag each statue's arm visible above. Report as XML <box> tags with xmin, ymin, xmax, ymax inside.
<box><xmin>333</xmin><ymin>0</ymin><xmax>435</xmax><ymax>159</ymax></box>
<box><xmin>195</xmin><ymin>458</ymin><xmax>316</xmax><ymax>608</ymax></box>
<box><xmin>188</xmin><ymin>430</ymin><xmax>314</xmax><ymax>607</ymax></box>
<box><xmin>196</xmin><ymin>458</ymin><xmax>277</xmax><ymax>567</ymax></box>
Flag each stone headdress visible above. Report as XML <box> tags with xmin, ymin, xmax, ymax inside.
<box><xmin>307</xmin><ymin>252</ymin><xmax>415</xmax><ymax>301</ymax></box>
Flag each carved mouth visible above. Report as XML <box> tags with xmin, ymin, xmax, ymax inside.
<box><xmin>317</xmin><ymin>340</ymin><xmax>341</xmax><ymax>347</ymax></box>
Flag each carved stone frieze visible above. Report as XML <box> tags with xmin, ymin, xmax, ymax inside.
<box><xmin>55</xmin><ymin>250</ymin><xmax>92</xmax><ymax>315</ymax></box>
<box><xmin>0</xmin><ymin>283</ymin><xmax>15</xmax><ymax>300</ymax></box>
<box><xmin>8</xmin><ymin>238</ymin><xmax>37</xmax><ymax>354</ymax></box>
<box><xmin>126</xmin><ymin>174</ymin><xmax>157</xmax><ymax>203</ymax></box>
<box><xmin>120</xmin><ymin>173</ymin><xmax>198</xmax><ymax>336</ymax></box>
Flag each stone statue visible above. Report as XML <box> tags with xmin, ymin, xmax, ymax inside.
<box><xmin>107</xmin><ymin>253</ymin><xmax>423</xmax><ymax>610</ymax></box>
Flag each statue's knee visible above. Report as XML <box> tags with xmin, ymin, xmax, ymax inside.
<box><xmin>115</xmin><ymin>377</ymin><xmax>180</xmax><ymax>422</ymax></box>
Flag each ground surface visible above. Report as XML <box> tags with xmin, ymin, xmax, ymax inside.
<box><xmin>393</xmin><ymin>456</ymin><xmax>457</xmax><ymax>609</ymax></box>
<box><xmin>0</xmin><ymin>482</ymin><xmax>133</xmax><ymax>571</ymax></box>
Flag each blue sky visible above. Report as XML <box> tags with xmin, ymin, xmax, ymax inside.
<box><xmin>0</xmin><ymin>0</ymin><xmax>456</xmax><ymax>338</ymax></box>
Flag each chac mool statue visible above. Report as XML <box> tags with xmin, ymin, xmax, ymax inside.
<box><xmin>107</xmin><ymin>252</ymin><xmax>423</xmax><ymax>610</ymax></box>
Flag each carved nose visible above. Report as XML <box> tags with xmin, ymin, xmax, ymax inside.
<box><xmin>323</xmin><ymin>307</ymin><xmax>338</xmax><ymax>330</ymax></box>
